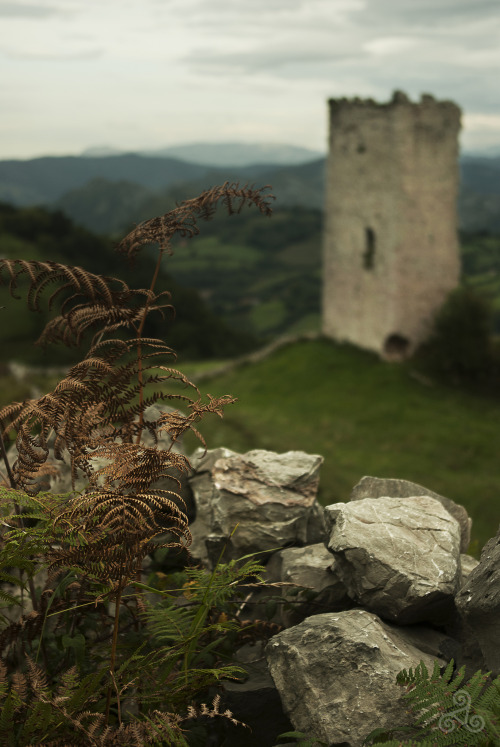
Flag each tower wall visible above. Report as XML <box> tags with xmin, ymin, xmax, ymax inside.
<box><xmin>322</xmin><ymin>91</ymin><xmax>461</xmax><ymax>358</ymax></box>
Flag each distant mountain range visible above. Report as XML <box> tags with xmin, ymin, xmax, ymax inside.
<box><xmin>80</xmin><ymin>141</ymin><xmax>325</xmax><ymax>167</ymax></box>
<box><xmin>0</xmin><ymin>142</ymin><xmax>499</xmax><ymax>234</ymax></box>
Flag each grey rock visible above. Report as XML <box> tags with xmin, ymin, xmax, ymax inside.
<box><xmin>351</xmin><ymin>476</ymin><xmax>472</xmax><ymax>552</ymax></box>
<box><xmin>265</xmin><ymin>609</ymin><xmax>445</xmax><ymax>747</ymax></box>
<box><xmin>188</xmin><ymin>448</ymin><xmax>325</xmax><ymax>566</ymax></box>
<box><xmin>265</xmin><ymin>543</ymin><xmax>352</xmax><ymax>626</ymax></box>
<box><xmin>455</xmin><ymin>524</ymin><xmax>500</xmax><ymax>676</ymax></box>
<box><xmin>325</xmin><ymin>496</ymin><xmax>461</xmax><ymax>624</ymax></box>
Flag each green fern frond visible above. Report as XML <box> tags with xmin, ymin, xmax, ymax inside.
<box><xmin>365</xmin><ymin>659</ymin><xmax>500</xmax><ymax>746</ymax></box>
<box><xmin>0</xmin><ymin>692</ymin><xmax>18</xmax><ymax>746</ymax></box>
<box><xmin>144</xmin><ymin>602</ymin><xmax>195</xmax><ymax>644</ymax></box>
<box><xmin>0</xmin><ymin>589</ymin><xmax>23</xmax><ymax>608</ymax></box>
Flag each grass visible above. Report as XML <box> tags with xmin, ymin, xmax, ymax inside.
<box><xmin>250</xmin><ymin>299</ymin><xmax>287</xmax><ymax>333</ymax></box>
<box><xmin>180</xmin><ymin>337</ymin><xmax>500</xmax><ymax>555</ymax></box>
<box><xmin>165</xmin><ymin>236</ymin><xmax>262</xmax><ymax>272</ymax></box>
<box><xmin>3</xmin><ymin>337</ymin><xmax>500</xmax><ymax>555</ymax></box>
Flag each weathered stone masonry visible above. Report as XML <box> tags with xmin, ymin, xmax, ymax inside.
<box><xmin>322</xmin><ymin>91</ymin><xmax>461</xmax><ymax>358</ymax></box>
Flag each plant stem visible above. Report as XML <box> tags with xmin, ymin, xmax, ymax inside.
<box><xmin>182</xmin><ymin>530</ymin><xmax>235</xmax><ymax>683</ymax></box>
<box><xmin>105</xmin><ymin>578</ymin><xmax>124</xmax><ymax>725</ymax></box>
<box><xmin>134</xmin><ymin>249</ymin><xmax>164</xmax><ymax>444</ymax></box>
<box><xmin>0</xmin><ymin>434</ymin><xmax>15</xmax><ymax>488</ymax></box>
<box><xmin>0</xmin><ymin>434</ymin><xmax>38</xmax><ymax>612</ymax></box>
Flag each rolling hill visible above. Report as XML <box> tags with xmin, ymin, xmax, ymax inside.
<box><xmin>152</xmin><ymin>337</ymin><xmax>500</xmax><ymax>554</ymax></box>
<box><xmin>0</xmin><ymin>147</ymin><xmax>499</xmax><ymax>234</ymax></box>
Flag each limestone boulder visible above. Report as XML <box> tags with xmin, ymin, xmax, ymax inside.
<box><xmin>265</xmin><ymin>609</ymin><xmax>447</xmax><ymax>746</ymax></box>
<box><xmin>188</xmin><ymin>448</ymin><xmax>326</xmax><ymax>566</ymax></box>
<box><xmin>455</xmin><ymin>524</ymin><xmax>500</xmax><ymax>676</ymax></box>
<box><xmin>351</xmin><ymin>475</ymin><xmax>472</xmax><ymax>552</ymax></box>
<box><xmin>324</xmin><ymin>496</ymin><xmax>461</xmax><ymax>623</ymax></box>
<box><xmin>264</xmin><ymin>543</ymin><xmax>352</xmax><ymax>627</ymax></box>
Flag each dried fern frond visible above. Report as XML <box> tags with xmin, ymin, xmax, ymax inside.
<box><xmin>0</xmin><ymin>337</ymin><xmax>204</xmax><ymax>491</ymax></box>
<box><xmin>79</xmin><ymin>442</ymin><xmax>191</xmax><ymax>492</ymax></box>
<box><xmin>38</xmin><ymin>291</ymin><xmax>174</xmax><ymax>349</ymax></box>
<box><xmin>155</xmin><ymin>393</ymin><xmax>237</xmax><ymax>449</ymax></box>
<box><xmin>117</xmin><ymin>181</ymin><xmax>274</xmax><ymax>260</ymax></box>
<box><xmin>39</xmin><ymin>304</ymin><xmax>144</xmax><ymax>349</ymax></box>
<box><xmin>0</xmin><ymin>259</ymin><xmax>130</xmax><ymax>312</ymax></box>
<box><xmin>48</xmin><ymin>487</ymin><xmax>191</xmax><ymax>593</ymax></box>
<box><xmin>185</xmin><ymin>694</ymin><xmax>248</xmax><ymax>729</ymax></box>
<box><xmin>0</xmin><ymin>260</ymin><xmax>174</xmax><ymax>361</ymax></box>
<box><xmin>56</xmin><ymin>486</ymin><xmax>190</xmax><ymax>539</ymax></box>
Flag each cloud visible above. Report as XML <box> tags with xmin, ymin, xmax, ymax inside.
<box><xmin>360</xmin><ymin>0</ymin><xmax>500</xmax><ymax>27</ymax></box>
<box><xmin>182</xmin><ymin>0</ymin><xmax>368</xmax><ymax>76</ymax></box>
<box><xmin>0</xmin><ymin>0</ymin><xmax>498</xmax><ymax>157</ymax></box>
<box><xmin>185</xmin><ymin>39</ymin><xmax>364</xmax><ymax>77</ymax></box>
<box><xmin>0</xmin><ymin>1</ymin><xmax>62</xmax><ymax>18</ymax></box>
<box><xmin>1</xmin><ymin>44</ymin><xmax>103</xmax><ymax>61</ymax></box>
<box><xmin>182</xmin><ymin>0</ymin><xmax>499</xmax><ymax>86</ymax></box>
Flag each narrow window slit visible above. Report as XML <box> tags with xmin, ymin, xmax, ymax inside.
<box><xmin>363</xmin><ymin>227</ymin><xmax>376</xmax><ymax>270</ymax></box>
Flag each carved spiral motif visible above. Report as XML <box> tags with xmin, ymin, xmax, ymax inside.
<box><xmin>437</xmin><ymin>689</ymin><xmax>485</xmax><ymax>734</ymax></box>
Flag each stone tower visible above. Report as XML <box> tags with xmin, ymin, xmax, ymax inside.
<box><xmin>322</xmin><ymin>91</ymin><xmax>461</xmax><ymax>359</ymax></box>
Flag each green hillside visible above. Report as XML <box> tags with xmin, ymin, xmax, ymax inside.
<box><xmin>162</xmin><ymin>206</ymin><xmax>323</xmax><ymax>337</ymax></box>
<box><xmin>53</xmin><ymin>179</ymin><xmax>500</xmax><ymax>339</ymax></box>
<box><xmin>2</xmin><ymin>337</ymin><xmax>496</xmax><ymax>554</ymax></box>
<box><xmin>179</xmin><ymin>338</ymin><xmax>500</xmax><ymax>556</ymax></box>
<box><xmin>49</xmin><ymin>154</ymin><xmax>500</xmax><ymax>236</ymax></box>
<box><xmin>0</xmin><ymin>203</ymin><xmax>259</xmax><ymax>364</ymax></box>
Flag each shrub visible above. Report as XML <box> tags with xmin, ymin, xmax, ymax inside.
<box><xmin>0</xmin><ymin>182</ymin><xmax>275</xmax><ymax>744</ymax></box>
<box><xmin>415</xmin><ymin>288</ymin><xmax>496</xmax><ymax>389</ymax></box>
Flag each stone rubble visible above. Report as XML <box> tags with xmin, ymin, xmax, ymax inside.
<box><xmin>3</xmin><ymin>425</ymin><xmax>496</xmax><ymax>746</ymax></box>
<box><xmin>455</xmin><ymin>524</ymin><xmax>500</xmax><ymax>676</ymax></box>
<box><xmin>265</xmin><ymin>609</ymin><xmax>450</xmax><ymax>746</ymax></box>
<box><xmin>324</xmin><ymin>495</ymin><xmax>461</xmax><ymax>624</ymax></box>
<box><xmin>185</xmin><ymin>456</ymin><xmax>494</xmax><ymax>747</ymax></box>
<box><xmin>350</xmin><ymin>475</ymin><xmax>472</xmax><ymax>552</ymax></box>
<box><xmin>188</xmin><ymin>447</ymin><xmax>325</xmax><ymax>567</ymax></box>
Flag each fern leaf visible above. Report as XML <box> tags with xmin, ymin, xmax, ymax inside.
<box><xmin>378</xmin><ymin>659</ymin><xmax>500</xmax><ymax>745</ymax></box>
<box><xmin>0</xmin><ymin>692</ymin><xmax>17</xmax><ymax>746</ymax></box>
<box><xmin>117</xmin><ymin>181</ymin><xmax>274</xmax><ymax>259</ymax></box>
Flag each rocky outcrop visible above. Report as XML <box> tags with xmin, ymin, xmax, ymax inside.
<box><xmin>351</xmin><ymin>475</ymin><xmax>472</xmax><ymax>552</ymax></box>
<box><xmin>184</xmin><ymin>450</ymin><xmax>497</xmax><ymax>746</ymax></box>
<box><xmin>265</xmin><ymin>610</ymin><xmax>453</xmax><ymax>746</ymax></box>
<box><xmin>188</xmin><ymin>447</ymin><xmax>325</xmax><ymax>567</ymax></box>
<box><xmin>324</xmin><ymin>495</ymin><xmax>461</xmax><ymax>624</ymax></box>
<box><xmin>221</xmin><ymin>641</ymin><xmax>294</xmax><ymax>747</ymax></box>
<box><xmin>4</xmin><ymin>430</ymin><xmax>495</xmax><ymax>746</ymax></box>
<box><xmin>264</xmin><ymin>542</ymin><xmax>352</xmax><ymax>627</ymax></box>
<box><xmin>456</xmin><ymin>524</ymin><xmax>500</xmax><ymax>676</ymax></box>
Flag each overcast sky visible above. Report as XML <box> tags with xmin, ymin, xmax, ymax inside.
<box><xmin>2</xmin><ymin>0</ymin><xmax>499</xmax><ymax>160</ymax></box>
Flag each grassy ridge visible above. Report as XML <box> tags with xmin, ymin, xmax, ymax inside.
<box><xmin>184</xmin><ymin>338</ymin><xmax>500</xmax><ymax>555</ymax></box>
<box><xmin>2</xmin><ymin>338</ymin><xmax>499</xmax><ymax>554</ymax></box>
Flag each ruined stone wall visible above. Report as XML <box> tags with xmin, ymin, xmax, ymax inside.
<box><xmin>322</xmin><ymin>91</ymin><xmax>461</xmax><ymax>358</ymax></box>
